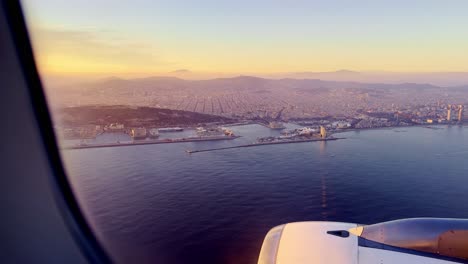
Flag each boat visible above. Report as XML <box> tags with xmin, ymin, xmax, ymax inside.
<box><xmin>258</xmin><ymin>218</ymin><xmax>468</xmax><ymax>264</ymax></box>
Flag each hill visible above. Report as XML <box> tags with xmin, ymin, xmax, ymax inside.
<box><xmin>56</xmin><ymin>105</ymin><xmax>235</xmax><ymax>127</ymax></box>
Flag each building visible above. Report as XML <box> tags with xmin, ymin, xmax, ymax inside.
<box><xmin>426</xmin><ymin>119</ymin><xmax>433</xmax><ymax>124</ymax></box>
<box><xmin>130</xmin><ymin>127</ymin><xmax>147</xmax><ymax>139</ymax></box>
<box><xmin>108</xmin><ymin>123</ymin><xmax>125</xmax><ymax>131</ymax></box>
<box><xmin>458</xmin><ymin>105</ymin><xmax>463</xmax><ymax>122</ymax></box>
<box><xmin>447</xmin><ymin>105</ymin><xmax>452</xmax><ymax>121</ymax></box>
<box><xmin>320</xmin><ymin>126</ymin><xmax>327</xmax><ymax>138</ymax></box>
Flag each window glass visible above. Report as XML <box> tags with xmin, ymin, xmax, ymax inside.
<box><xmin>21</xmin><ymin>1</ymin><xmax>468</xmax><ymax>263</ymax></box>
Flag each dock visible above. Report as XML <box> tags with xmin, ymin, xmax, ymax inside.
<box><xmin>64</xmin><ymin>136</ymin><xmax>240</xmax><ymax>150</ymax></box>
<box><xmin>186</xmin><ymin>137</ymin><xmax>344</xmax><ymax>153</ymax></box>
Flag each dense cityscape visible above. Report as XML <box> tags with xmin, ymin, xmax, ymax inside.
<box><xmin>51</xmin><ymin>76</ymin><xmax>467</xmax><ymax>148</ymax></box>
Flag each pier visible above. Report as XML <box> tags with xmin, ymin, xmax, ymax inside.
<box><xmin>64</xmin><ymin>136</ymin><xmax>240</xmax><ymax>150</ymax></box>
<box><xmin>186</xmin><ymin>137</ymin><xmax>344</xmax><ymax>154</ymax></box>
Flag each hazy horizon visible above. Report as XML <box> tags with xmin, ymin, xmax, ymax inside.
<box><xmin>42</xmin><ymin>69</ymin><xmax>468</xmax><ymax>88</ymax></box>
<box><xmin>22</xmin><ymin>0</ymin><xmax>468</xmax><ymax>79</ymax></box>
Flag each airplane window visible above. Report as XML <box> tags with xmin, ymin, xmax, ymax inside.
<box><xmin>20</xmin><ymin>1</ymin><xmax>468</xmax><ymax>263</ymax></box>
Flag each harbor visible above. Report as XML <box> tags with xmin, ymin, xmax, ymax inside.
<box><xmin>62</xmin><ymin>123</ymin><xmax>343</xmax><ymax>151</ymax></box>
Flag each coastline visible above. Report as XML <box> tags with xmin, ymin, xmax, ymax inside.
<box><xmin>61</xmin><ymin>123</ymin><xmax>466</xmax><ymax>151</ymax></box>
<box><xmin>63</xmin><ymin>135</ymin><xmax>241</xmax><ymax>150</ymax></box>
<box><xmin>328</xmin><ymin>123</ymin><xmax>464</xmax><ymax>136</ymax></box>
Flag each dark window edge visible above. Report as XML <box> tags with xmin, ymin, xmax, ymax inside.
<box><xmin>2</xmin><ymin>1</ymin><xmax>112</xmax><ymax>263</ymax></box>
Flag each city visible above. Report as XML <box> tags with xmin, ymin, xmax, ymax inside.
<box><xmin>56</xmin><ymin>97</ymin><xmax>465</xmax><ymax>150</ymax></box>
<box><xmin>50</xmin><ymin>75</ymin><xmax>467</xmax><ymax>149</ymax></box>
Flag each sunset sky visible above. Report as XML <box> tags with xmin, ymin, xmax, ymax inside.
<box><xmin>22</xmin><ymin>0</ymin><xmax>468</xmax><ymax>77</ymax></box>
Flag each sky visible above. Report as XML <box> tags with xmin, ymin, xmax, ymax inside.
<box><xmin>21</xmin><ymin>0</ymin><xmax>468</xmax><ymax>77</ymax></box>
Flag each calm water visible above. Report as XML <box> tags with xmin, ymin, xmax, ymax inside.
<box><xmin>62</xmin><ymin>125</ymin><xmax>468</xmax><ymax>264</ymax></box>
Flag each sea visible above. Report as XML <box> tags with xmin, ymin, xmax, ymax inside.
<box><xmin>61</xmin><ymin>124</ymin><xmax>468</xmax><ymax>264</ymax></box>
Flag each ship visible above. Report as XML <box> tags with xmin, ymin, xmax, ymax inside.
<box><xmin>196</xmin><ymin>127</ymin><xmax>222</xmax><ymax>136</ymax></box>
<box><xmin>158</xmin><ymin>127</ymin><xmax>184</xmax><ymax>132</ymax></box>
<box><xmin>221</xmin><ymin>127</ymin><xmax>235</xmax><ymax>136</ymax></box>
<box><xmin>148</xmin><ymin>128</ymin><xmax>159</xmax><ymax>139</ymax></box>
<box><xmin>297</xmin><ymin>127</ymin><xmax>316</xmax><ymax>136</ymax></box>
<box><xmin>268</xmin><ymin>121</ymin><xmax>286</xmax><ymax>130</ymax></box>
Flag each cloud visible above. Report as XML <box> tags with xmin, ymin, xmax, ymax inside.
<box><xmin>28</xmin><ymin>27</ymin><xmax>175</xmax><ymax>74</ymax></box>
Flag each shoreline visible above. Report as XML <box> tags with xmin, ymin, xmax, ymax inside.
<box><xmin>61</xmin><ymin>123</ymin><xmax>466</xmax><ymax>151</ymax></box>
<box><xmin>329</xmin><ymin>123</ymin><xmax>463</xmax><ymax>136</ymax></box>
<box><xmin>63</xmin><ymin>135</ymin><xmax>240</xmax><ymax>150</ymax></box>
